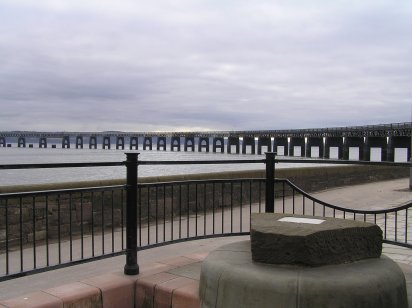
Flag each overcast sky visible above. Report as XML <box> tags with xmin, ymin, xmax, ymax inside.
<box><xmin>0</xmin><ymin>0</ymin><xmax>411</xmax><ymax>132</ymax></box>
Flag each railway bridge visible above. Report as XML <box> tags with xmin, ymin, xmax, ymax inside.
<box><xmin>0</xmin><ymin>122</ymin><xmax>411</xmax><ymax>162</ymax></box>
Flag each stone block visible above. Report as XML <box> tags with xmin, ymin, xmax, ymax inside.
<box><xmin>44</xmin><ymin>282</ymin><xmax>101</xmax><ymax>308</ymax></box>
<box><xmin>0</xmin><ymin>291</ymin><xmax>63</xmax><ymax>308</ymax></box>
<box><xmin>154</xmin><ymin>277</ymin><xmax>196</xmax><ymax>308</ymax></box>
<box><xmin>82</xmin><ymin>273</ymin><xmax>134</xmax><ymax>308</ymax></box>
<box><xmin>136</xmin><ymin>272</ymin><xmax>179</xmax><ymax>308</ymax></box>
<box><xmin>251</xmin><ymin>213</ymin><xmax>382</xmax><ymax>266</ymax></box>
<box><xmin>171</xmin><ymin>280</ymin><xmax>200</xmax><ymax>308</ymax></box>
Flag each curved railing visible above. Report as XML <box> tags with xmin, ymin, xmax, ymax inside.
<box><xmin>274</xmin><ymin>178</ymin><xmax>412</xmax><ymax>248</ymax></box>
<box><xmin>0</xmin><ymin>154</ymin><xmax>411</xmax><ymax>281</ymax></box>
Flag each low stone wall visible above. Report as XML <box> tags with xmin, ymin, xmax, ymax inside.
<box><xmin>0</xmin><ymin>165</ymin><xmax>409</xmax><ymax>251</ymax></box>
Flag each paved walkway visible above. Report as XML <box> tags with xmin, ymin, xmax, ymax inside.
<box><xmin>1</xmin><ymin>177</ymin><xmax>412</xmax><ymax>304</ymax></box>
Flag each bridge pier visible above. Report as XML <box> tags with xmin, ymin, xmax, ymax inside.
<box><xmin>76</xmin><ymin>136</ymin><xmax>83</xmax><ymax>149</ymax></box>
<box><xmin>62</xmin><ymin>136</ymin><xmax>70</xmax><ymax>149</ymax></box>
<box><xmin>306</xmin><ymin>137</ymin><xmax>323</xmax><ymax>158</ymax></box>
<box><xmin>103</xmin><ymin>136</ymin><xmax>111</xmax><ymax>150</ymax></box>
<box><xmin>257</xmin><ymin>136</ymin><xmax>271</xmax><ymax>155</ymax></box>
<box><xmin>18</xmin><ymin>137</ymin><xmax>26</xmax><ymax>148</ymax></box>
<box><xmin>184</xmin><ymin>137</ymin><xmax>195</xmax><ymax>152</ymax></box>
<box><xmin>273</xmin><ymin>137</ymin><xmax>288</xmax><ymax>156</ymax></box>
<box><xmin>387</xmin><ymin>136</ymin><xmax>411</xmax><ymax>162</ymax></box>
<box><xmin>325</xmin><ymin>137</ymin><xmax>343</xmax><ymax>159</ymax></box>
<box><xmin>343</xmin><ymin>137</ymin><xmax>364</xmax><ymax>160</ymax></box>
<box><xmin>89</xmin><ymin>136</ymin><xmax>97</xmax><ymax>149</ymax></box>
<box><xmin>242</xmin><ymin>136</ymin><xmax>256</xmax><ymax>154</ymax></box>
<box><xmin>227</xmin><ymin>136</ymin><xmax>240</xmax><ymax>154</ymax></box>
<box><xmin>116</xmin><ymin>137</ymin><xmax>124</xmax><ymax>150</ymax></box>
<box><xmin>289</xmin><ymin>137</ymin><xmax>305</xmax><ymax>157</ymax></box>
<box><xmin>198</xmin><ymin>137</ymin><xmax>210</xmax><ymax>152</ymax></box>
<box><xmin>39</xmin><ymin>137</ymin><xmax>47</xmax><ymax>148</ymax></box>
<box><xmin>0</xmin><ymin>137</ymin><xmax>6</xmax><ymax>147</ymax></box>
<box><xmin>364</xmin><ymin>137</ymin><xmax>387</xmax><ymax>161</ymax></box>
<box><xmin>213</xmin><ymin>137</ymin><xmax>224</xmax><ymax>153</ymax></box>
<box><xmin>143</xmin><ymin>137</ymin><xmax>152</xmax><ymax>150</ymax></box>
<box><xmin>171</xmin><ymin>137</ymin><xmax>181</xmax><ymax>151</ymax></box>
<box><xmin>157</xmin><ymin>137</ymin><xmax>167</xmax><ymax>151</ymax></box>
<box><xmin>129</xmin><ymin>137</ymin><xmax>138</xmax><ymax>150</ymax></box>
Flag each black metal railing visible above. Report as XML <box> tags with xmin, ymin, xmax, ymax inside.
<box><xmin>0</xmin><ymin>153</ymin><xmax>412</xmax><ymax>281</ymax></box>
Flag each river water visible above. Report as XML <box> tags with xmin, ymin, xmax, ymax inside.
<box><xmin>0</xmin><ymin>145</ymin><xmax>344</xmax><ymax>186</ymax></box>
<box><xmin>0</xmin><ymin>147</ymin><xmax>326</xmax><ymax>186</ymax></box>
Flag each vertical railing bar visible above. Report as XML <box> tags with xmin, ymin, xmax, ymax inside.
<box><xmin>171</xmin><ymin>185</ymin><xmax>174</xmax><ymax>241</ymax></box>
<box><xmin>147</xmin><ymin>187</ymin><xmax>150</xmax><ymax>245</ymax></box>
<box><xmin>265</xmin><ymin>152</ymin><xmax>275</xmax><ymax>213</ymax></box>
<box><xmin>32</xmin><ymin>196</ymin><xmax>36</xmax><ymax>269</ymax></box>
<box><xmin>179</xmin><ymin>184</ymin><xmax>182</xmax><ymax>239</ymax></box>
<box><xmin>258</xmin><ymin>181</ymin><xmax>262</xmax><ymax>213</ymax></box>
<box><xmin>91</xmin><ymin>192</ymin><xmax>95</xmax><ymax>257</ymax></box>
<box><xmin>121</xmin><ymin>190</ymin><xmax>124</xmax><ymax>250</ymax></box>
<box><xmin>111</xmin><ymin>190</ymin><xmax>114</xmax><ymax>253</ymax></box>
<box><xmin>406</xmin><ymin>208</ymin><xmax>408</xmax><ymax>243</ymax></box>
<box><xmin>353</xmin><ymin>212</ymin><xmax>356</xmax><ymax>221</ymax></box>
<box><xmin>333</xmin><ymin>208</ymin><xmax>336</xmax><ymax>218</ymax></box>
<box><xmin>221</xmin><ymin>183</ymin><xmax>224</xmax><ymax>233</ymax></box>
<box><xmin>230</xmin><ymin>182</ymin><xmax>233</xmax><ymax>233</ymax></box>
<box><xmin>240</xmin><ymin>181</ymin><xmax>243</xmax><ymax>232</ymax></box>
<box><xmin>384</xmin><ymin>213</ymin><xmax>387</xmax><ymax>239</ymax></box>
<box><xmin>138</xmin><ymin>186</ymin><xmax>142</xmax><ymax>247</ymax></box>
<box><xmin>302</xmin><ymin>196</ymin><xmax>305</xmax><ymax>216</ymax></box>
<box><xmin>163</xmin><ymin>184</ymin><xmax>166</xmax><ymax>242</ymax></box>
<box><xmin>80</xmin><ymin>192</ymin><xmax>84</xmax><ymax>259</ymax></box>
<box><xmin>58</xmin><ymin>194</ymin><xmax>61</xmax><ymax>264</ymax></box>
<box><xmin>156</xmin><ymin>185</ymin><xmax>158</xmax><ymax>244</ymax></box>
<box><xmin>212</xmin><ymin>182</ymin><xmax>215</xmax><ymax>235</ymax></box>
<box><xmin>195</xmin><ymin>183</ymin><xmax>198</xmax><ymax>237</ymax></box>
<box><xmin>313</xmin><ymin>201</ymin><xmax>315</xmax><ymax>217</ymax></box>
<box><xmin>363</xmin><ymin>213</ymin><xmax>366</xmax><ymax>222</ymax></box>
<box><xmin>292</xmin><ymin>190</ymin><xmax>295</xmax><ymax>214</ymax></box>
<box><xmin>46</xmin><ymin>195</ymin><xmax>49</xmax><ymax>267</ymax></box>
<box><xmin>374</xmin><ymin>213</ymin><xmax>377</xmax><ymax>224</ymax></box>
<box><xmin>343</xmin><ymin>211</ymin><xmax>346</xmax><ymax>219</ymax></box>
<box><xmin>5</xmin><ymin>199</ymin><xmax>9</xmax><ymax>275</ymax></box>
<box><xmin>19</xmin><ymin>196</ymin><xmax>23</xmax><ymax>272</ymax></box>
<box><xmin>187</xmin><ymin>183</ymin><xmax>190</xmax><ymax>238</ymax></box>
<box><xmin>204</xmin><ymin>183</ymin><xmax>207</xmax><ymax>236</ymax></box>
<box><xmin>282</xmin><ymin>181</ymin><xmax>285</xmax><ymax>214</ymax></box>
<box><xmin>101</xmin><ymin>191</ymin><xmax>105</xmax><ymax>255</ymax></box>
<box><xmin>249</xmin><ymin>180</ymin><xmax>252</xmax><ymax>230</ymax></box>
<box><xmin>395</xmin><ymin>211</ymin><xmax>398</xmax><ymax>242</ymax></box>
<box><xmin>69</xmin><ymin>193</ymin><xmax>73</xmax><ymax>262</ymax></box>
<box><xmin>323</xmin><ymin>204</ymin><xmax>325</xmax><ymax>217</ymax></box>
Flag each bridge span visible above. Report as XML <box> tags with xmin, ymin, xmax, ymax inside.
<box><xmin>0</xmin><ymin>122</ymin><xmax>411</xmax><ymax>162</ymax></box>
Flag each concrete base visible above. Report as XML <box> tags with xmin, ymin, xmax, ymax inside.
<box><xmin>199</xmin><ymin>241</ymin><xmax>408</xmax><ymax>308</ymax></box>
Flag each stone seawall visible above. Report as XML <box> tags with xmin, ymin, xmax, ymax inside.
<box><xmin>0</xmin><ymin>165</ymin><xmax>409</xmax><ymax>251</ymax></box>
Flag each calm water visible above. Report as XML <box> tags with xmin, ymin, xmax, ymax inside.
<box><xmin>0</xmin><ymin>147</ymin><xmax>319</xmax><ymax>186</ymax></box>
<box><xmin>0</xmin><ymin>142</ymin><xmax>396</xmax><ymax>187</ymax></box>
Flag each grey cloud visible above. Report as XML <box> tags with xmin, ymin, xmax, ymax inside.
<box><xmin>0</xmin><ymin>1</ymin><xmax>411</xmax><ymax>132</ymax></box>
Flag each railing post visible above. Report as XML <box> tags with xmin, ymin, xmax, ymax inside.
<box><xmin>124</xmin><ymin>152</ymin><xmax>139</xmax><ymax>275</ymax></box>
<box><xmin>265</xmin><ymin>152</ymin><xmax>276</xmax><ymax>213</ymax></box>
